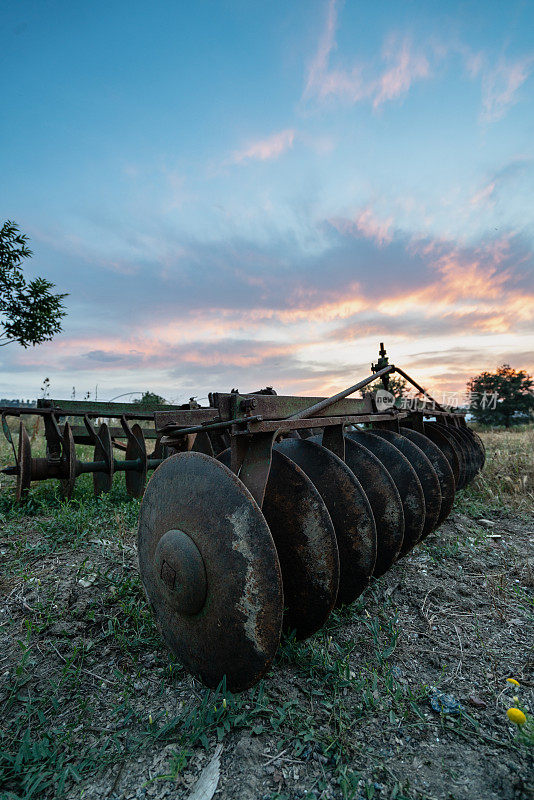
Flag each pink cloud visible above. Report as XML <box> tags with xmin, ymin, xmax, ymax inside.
<box><xmin>232</xmin><ymin>129</ymin><xmax>296</xmax><ymax>164</ymax></box>
<box><xmin>303</xmin><ymin>1</ymin><xmax>431</xmax><ymax>108</ymax></box>
<box><xmin>304</xmin><ymin>0</ymin><xmax>340</xmax><ymax>99</ymax></box>
<box><xmin>470</xmin><ymin>181</ymin><xmax>496</xmax><ymax>207</ymax></box>
<box><xmin>304</xmin><ymin>6</ymin><xmax>533</xmax><ymax>122</ymax></box>
<box><xmin>481</xmin><ymin>55</ymin><xmax>533</xmax><ymax>122</ymax></box>
<box><xmin>330</xmin><ymin>206</ymin><xmax>394</xmax><ymax>246</ymax></box>
<box><xmin>373</xmin><ymin>237</ymin><xmax>534</xmax><ymax>325</ymax></box>
<box><xmin>373</xmin><ymin>35</ymin><xmax>430</xmax><ymax>109</ymax></box>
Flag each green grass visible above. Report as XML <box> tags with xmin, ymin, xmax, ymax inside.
<box><xmin>0</xmin><ymin>425</ymin><xmax>532</xmax><ymax>799</ymax></box>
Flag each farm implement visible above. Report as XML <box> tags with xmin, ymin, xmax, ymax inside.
<box><xmin>136</xmin><ymin>345</ymin><xmax>485</xmax><ymax>691</ymax></box>
<box><xmin>0</xmin><ymin>346</ymin><xmax>485</xmax><ymax>692</ymax></box>
<box><xmin>0</xmin><ymin>397</ymin><xmax>188</xmax><ymax>500</ymax></box>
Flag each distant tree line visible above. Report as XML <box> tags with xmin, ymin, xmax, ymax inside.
<box><xmin>0</xmin><ymin>398</ymin><xmax>36</xmax><ymax>407</ymax></box>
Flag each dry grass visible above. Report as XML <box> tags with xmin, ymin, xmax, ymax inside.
<box><xmin>469</xmin><ymin>426</ymin><xmax>534</xmax><ymax>513</ymax></box>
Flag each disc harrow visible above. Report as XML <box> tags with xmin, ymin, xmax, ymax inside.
<box><xmin>137</xmin><ymin>346</ymin><xmax>485</xmax><ymax>691</ymax></box>
<box><xmin>1</xmin><ymin>398</ymin><xmax>196</xmax><ymax>499</ymax></box>
<box><xmin>0</xmin><ymin>347</ymin><xmax>485</xmax><ymax>691</ymax></box>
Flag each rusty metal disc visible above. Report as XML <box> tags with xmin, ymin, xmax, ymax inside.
<box><xmin>138</xmin><ymin>451</ymin><xmax>283</xmax><ymax>692</ymax></box>
<box><xmin>60</xmin><ymin>422</ymin><xmax>77</xmax><ymax>500</ymax></box>
<box><xmin>422</xmin><ymin>423</ymin><xmax>461</xmax><ymax>489</ymax></box>
<box><xmin>346</xmin><ymin>430</ymin><xmax>425</xmax><ymax>555</ymax></box>
<box><xmin>370</xmin><ymin>430</ymin><xmax>441</xmax><ymax>540</ymax></box>
<box><xmin>191</xmin><ymin>430</ymin><xmax>215</xmax><ymax>456</ymax></box>
<box><xmin>16</xmin><ymin>422</ymin><xmax>31</xmax><ymax>501</ymax></box>
<box><xmin>400</xmin><ymin>427</ymin><xmax>455</xmax><ymax>527</ymax></box>
<box><xmin>431</xmin><ymin>423</ymin><xmax>468</xmax><ymax>489</ymax></box>
<box><xmin>455</xmin><ymin>426</ymin><xmax>480</xmax><ymax>482</ymax></box>
<box><xmin>208</xmin><ymin>432</ymin><xmax>230</xmax><ymax>456</ymax></box>
<box><xmin>454</xmin><ymin>425</ymin><xmax>478</xmax><ymax>484</ymax></box>
<box><xmin>466</xmin><ymin>427</ymin><xmax>486</xmax><ymax>471</ymax></box>
<box><xmin>342</xmin><ymin>438</ymin><xmax>404</xmax><ymax>577</ymax></box>
<box><xmin>219</xmin><ymin>448</ymin><xmax>339</xmax><ymax>638</ymax></box>
<box><xmin>473</xmin><ymin>428</ymin><xmax>486</xmax><ymax>467</ymax></box>
<box><xmin>462</xmin><ymin>427</ymin><xmax>483</xmax><ymax>472</ymax></box>
<box><xmin>93</xmin><ymin>423</ymin><xmax>114</xmax><ymax>496</ymax></box>
<box><xmin>310</xmin><ymin>433</ymin><xmax>403</xmax><ymax>577</ymax></box>
<box><xmin>125</xmin><ymin>423</ymin><xmax>148</xmax><ymax>498</ymax></box>
<box><xmin>446</xmin><ymin>425</ymin><xmax>476</xmax><ymax>484</ymax></box>
<box><xmin>275</xmin><ymin>438</ymin><xmax>376</xmax><ymax>606</ymax></box>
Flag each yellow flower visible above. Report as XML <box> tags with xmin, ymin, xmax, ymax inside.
<box><xmin>506</xmin><ymin>678</ymin><xmax>520</xmax><ymax>687</ymax></box>
<box><xmin>513</xmin><ymin>696</ymin><xmax>519</xmax><ymax>703</ymax></box>
<box><xmin>149</xmin><ymin>714</ymin><xmax>153</xmax><ymax>725</ymax></box>
<box><xmin>507</xmin><ymin>707</ymin><xmax>526</xmax><ymax>725</ymax></box>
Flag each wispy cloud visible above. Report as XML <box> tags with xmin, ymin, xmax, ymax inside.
<box><xmin>329</xmin><ymin>206</ymin><xmax>394</xmax><ymax>246</ymax></box>
<box><xmin>231</xmin><ymin>129</ymin><xmax>296</xmax><ymax>164</ymax></box>
<box><xmin>304</xmin><ymin>4</ymin><xmax>532</xmax><ymax>122</ymax></box>
<box><xmin>470</xmin><ymin>181</ymin><xmax>496</xmax><ymax>208</ymax></box>
<box><xmin>480</xmin><ymin>55</ymin><xmax>533</xmax><ymax>122</ymax></box>
<box><xmin>303</xmin><ymin>0</ymin><xmax>432</xmax><ymax>108</ymax></box>
<box><xmin>304</xmin><ymin>0</ymin><xmax>339</xmax><ymax>98</ymax></box>
<box><xmin>470</xmin><ymin>156</ymin><xmax>532</xmax><ymax>207</ymax></box>
<box><xmin>373</xmin><ymin>35</ymin><xmax>430</xmax><ymax>109</ymax></box>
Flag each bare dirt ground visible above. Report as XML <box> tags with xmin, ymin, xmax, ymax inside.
<box><xmin>0</xmin><ymin>427</ymin><xmax>533</xmax><ymax>800</ymax></box>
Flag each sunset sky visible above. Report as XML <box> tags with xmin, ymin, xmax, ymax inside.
<box><xmin>1</xmin><ymin>0</ymin><xmax>533</xmax><ymax>404</ymax></box>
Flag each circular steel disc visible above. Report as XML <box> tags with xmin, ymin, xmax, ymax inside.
<box><xmin>474</xmin><ymin>429</ymin><xmax>486</xmax><ymax>467</ymax></box>
<box><xmin>93</xmin><ymin>423</ymin><xmax>114</xmax><ymax>496</ymax></box>
<box><xmin>191</xmin><ymin>430</ymin><xmax>215</xmax><ymax>456</ymax></box>
<box><xmin>60</xmin><ymin>422</ymin><xmax>77</xmax><ymax>500</ymax></box>
<box><xmin>218</xmin><ymin>448</ymin><xmax>340</xmax><ymax>639</ymax></box>
<box><xmin>208</xmin><ymin>432</ymin><xmax>230</xmax><ymax>456</ymax></box>
<box><xmin>16</xmin><ymin>422</ymin><xmax>31</xmax><ymax>501</ymax></box>
<box><xmin>125</xmin><ymin>423</ymin><xmax>148</xmax><ymax>498</ymax></box>
<box><xmin>343</xmin><ymin>438</ymin><xmax>404</xmax><ymax>576</ymax></box>
<box><xmin>310</xmin><ymin>434</ymin><xmax>404</xmax><ymax>577</ymax></box>
<box><xmin>455</xmin><ymin>426</ymin><xmax>481</xmax><ymax>481</ymax></box>
<box><xmin>346</xmin><ymin>430</ymin><xmax>425</xmax><ymax>555</ymax></box>
<box><xmin>275</xmin><ymin>438</ymin><xmax>376</xmax><ymax>606</ymax></box>
<box><xmin>447</xmin><ymin>426</ymin><xmax>476</xmax><ymax>484</ymax></box>
<box><xmin>422</xmin><ymin>423</ymin><xmax>461</xmax><ymax>489</ymax></box>
<box><xmin>138</xmin><ymin>452</ymin><xmax>283</xmax><ymax>692</ymax></box>
<box><xmin>431</xmin><ymin>423</ymin><xmax>468</xmax><ymax>489</ymax></box>
<box><xmin>150</xmin><ymin>439</ymin><xmax>172</xmax><ymax>460</ymax></box>
<box><xmin>400</xmin><ymin>427</ymin><xmax>455</xmax><ymax>527</ymax></box>
<box><xmin>370</xmin><ymin>430</ymin><xmax>441</xmax><ymax>540</ymax></box>
<box><xmin>466</xmin><ymin>427</ymin><xmax>486</xmax><ymax>471</ymax></box>
<box><xmin>463</xmin><ymin>427</ymin><xmax>484</xmax><ymax>472</ymax></box>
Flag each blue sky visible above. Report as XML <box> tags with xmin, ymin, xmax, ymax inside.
<box><xmin>1</xmin><ymin>0</ymin><xmax>533</xmax><ymax>403</ymax></box>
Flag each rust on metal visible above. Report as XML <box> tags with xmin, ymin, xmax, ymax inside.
<box><xmin>137</xmin><ymin>452</ymin><xmax>283</xmax><ymax>692</ymax></box>
<box><xmin>275</xmin><ymin>438</ymin><xmax>376</xmax><ymax>605</ymax></box>
<box><xmin>219</xmin><ymin>447</ymin><xmax>340</xmax><ymax>639</ymax></box>
<box><xmin>16</xmin><ymin>422</ymin><xmax>32</xmax><ymax>501</ymax></box>
<box><xmin>422</xmin><ymin>423</ymin><xmax>461</xmax><ymax>488</ymax></box>
<box><xmin>93</xmin><ymin>423</ymin><xmax>114</xmax><ymax>496</ymax></box>
<box><xmin>125</xmin><ymin>422</ymin><xmax>148</xmax><ymax>499</ymax></box>
<box><xmin>370</xmin><ymin>429</ymin><xmax>442</xmax><ymax>540</ymax></box>
<box><xmin>61</xmin><ymin>422</ymin><xmax>77</xmax><ymax>500</ymax></box>
<box><xmin>400</xmin><ymin>427</ymin><xmax>455</xmax><ymax>527</ymax></box>
<box><xmin>341</xmin><ymin>437</ymin><xmax>404</xmax><ymax>576</ymax></box>
<box><xmin>346</xmin><ymin>429</ymin><xmax>425</xmax><ymax>555</ymax></box>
